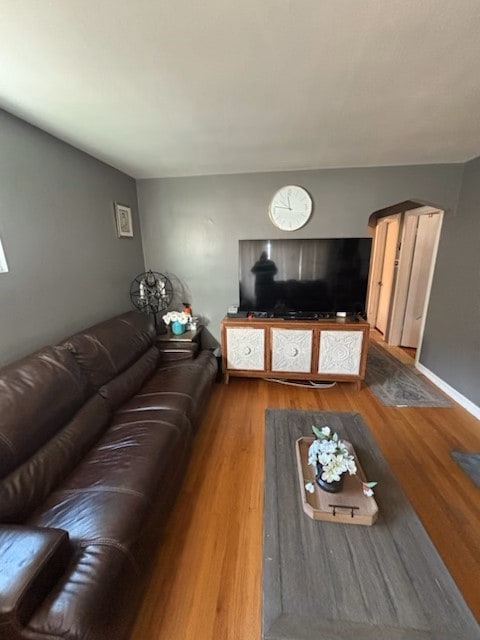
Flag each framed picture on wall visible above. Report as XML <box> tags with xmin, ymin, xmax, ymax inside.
<box><xmin>114</xmin><ymin>203</ymin><xmax>134</xmax><ymax>238</ymax></box>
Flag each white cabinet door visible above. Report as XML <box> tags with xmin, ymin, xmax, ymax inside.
<box><xmin>318</xmin><ymin>331</ymin><xmax>363</xmax><ymax>375</ymax></box>
<box><xmin>226</xmin><ymin>327</ymin><xmax>265</xmax><ymax>370</ymax></box>
<box><xmin>271</xmin><ymin>329</ymin><xmax>313</xmax><ymax>373</ymax></box>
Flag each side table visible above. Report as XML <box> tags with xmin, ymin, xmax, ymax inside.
<box><xmin>156</xmin><ymin>325</ymin><xmax>203</xmax><ymax>344</ymax></box>
<box><xmin>155</xmin><ymin>326</ymin><xmax>203</xmax><ymax>362</ymax></box>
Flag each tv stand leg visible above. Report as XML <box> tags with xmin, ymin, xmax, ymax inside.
<box><xmin>353</xmin><ymin>380</ymin><xmax>362</xmax><ymax>391</ymax></box>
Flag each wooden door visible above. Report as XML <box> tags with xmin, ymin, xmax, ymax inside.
<box><xmin>401</xmin><ymin>214</ymin><xmax>442</xmax><ymax>348</ymax></box>
<box><xmin>375</xmin><ymin>218</ymin><xmax>399</xmax><ymax>335</ymax></box>
<box><xmin>367</xmin><ymin>220</ymin><xmax>387</xmax><ymax>324</ymax></box>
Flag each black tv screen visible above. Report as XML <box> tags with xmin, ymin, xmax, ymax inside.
<box><xmin>239</xmin><ymin>238</ymin><xmax>372</xmax><ymax>316</ymax></box>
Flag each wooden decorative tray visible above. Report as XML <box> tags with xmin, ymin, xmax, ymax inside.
<box><xmin>295</xmin><ymin>437</ymin><xmax>379</xmax><ymax>526</ymax></box>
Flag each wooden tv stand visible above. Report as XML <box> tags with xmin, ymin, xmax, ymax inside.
<box><xmin>221</xmin><ymin>317</ymin><xmax>370</xmax><ymax>389</ymax></box>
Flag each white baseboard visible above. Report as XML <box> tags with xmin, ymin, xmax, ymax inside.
<box><xmin>416</xmin><ymin>362</ymin><xmax>480</xmax><ymax>421</ymax></box>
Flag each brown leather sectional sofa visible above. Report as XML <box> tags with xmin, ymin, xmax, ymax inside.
<box><xmin>0</xmin><ymin>311</ymin><xmax>217</xmax><ymax>640</ymax></box>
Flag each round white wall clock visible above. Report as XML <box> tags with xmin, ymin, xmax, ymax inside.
<box><xmin>268</xmin><ymin>185</ymin><xmax>313</xmax><ymax>231</ymax></box>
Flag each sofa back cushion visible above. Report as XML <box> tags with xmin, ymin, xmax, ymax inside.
<box><xmin>0</xmin><ymin>395</ymin><xmax>111</xmax><ymax>522</ymax></box>
<box><xmin>0</xmin><ymin>346</ymin><xmax>88</xmax><ymax>480</ymax></box>
<box><xmin>99</xmin><ymin>346</ymin><xmax>159</xmax><ymax>410</ymax></box>
<box><xmin>61</xmin><ymin>312</ymin><xmax>155</xmax><ymax>392</ymax></box>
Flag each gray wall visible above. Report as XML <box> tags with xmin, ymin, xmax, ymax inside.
<box><xmin>0</xmin><ymin>109</ymin><xmax>145</xmax><ymax>365</ymax></box>
<box><xmin>138</xmin><ymin>163</ymin><xmax>463</xmax><ymax>346</ymax></box>
<box><xmin>421</xmin><ymin>155</ymin><xmax>480</xmax><ymax>405</ymax></box>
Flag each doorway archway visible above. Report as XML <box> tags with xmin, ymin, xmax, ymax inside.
<box><xmin>367</xmin><ymin>201</ymin><xmax>444</xmax><ymax>363</ymax></box>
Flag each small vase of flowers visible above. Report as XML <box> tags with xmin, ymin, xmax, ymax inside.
<box><xmin>305</xmin><ymin>425</ymin><xmax>377</xmax><ymax>496</ymax></box>
<box><xmin>163</xmin><ymin>311</ymin><xmax>191</xmax><ymax>335</ymax></box>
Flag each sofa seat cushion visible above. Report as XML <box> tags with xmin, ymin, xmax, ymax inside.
<box><xmin>28</xmin><ymin>413</ymin><xmax>189</xmax><ymax>549</ymax></box>
<box><xmin>110</xmin><ymin>408</ymin><xmax>192</xmax><ymax>439</ymax></box>
<box><xmin>118</xmin><ymin>351</ymin><xmax>217</xmax><ymax>425</ymax></box>
<box><xmin>51</xmin><ymin>411</ymin><xmax>191</xmax><ymax>499</ymax></box>
<box><xmin>28</xmin><ymin>489</ymin><xmax>148</xmax><ymax>553</ymax></box>
<box><xmin>118</xmin><ymin>387</ymin><xmax>194</xmax><ymax>418</ymax></box>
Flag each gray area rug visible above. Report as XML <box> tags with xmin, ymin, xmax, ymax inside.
<box><xmin>263</xmin><ymin>409</ymin><xmax>480</xmax><ymax>640</ymax></box>
<box><xmin>451</xmin><ymin>452</ymin><xmax>480</xmax><ymax>488</ymax></box>
<box><xmin>365</xmin><ymin>342</ymin><xmax>453</xmax><ymax>407</ymax></box>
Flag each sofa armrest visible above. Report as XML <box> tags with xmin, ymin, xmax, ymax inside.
<box><xmin>0</xmin><ymin>525</ymin><xmax>72</xmax><ymax>640</ymax></box>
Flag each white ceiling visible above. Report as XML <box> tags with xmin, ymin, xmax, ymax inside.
<box><xmin>1</xmin><ymin>0</ymin><xmax>480</xmax><ymax>178</ymax></box>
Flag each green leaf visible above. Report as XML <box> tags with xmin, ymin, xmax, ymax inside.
<box><xmin>365</xmin><ymin>481</ymin><xmax>378</xmax><ymax>488</ymax></box>
<box><xmin>312</xmin><ymin>426</ymin><xmax>323</xmax><ymax>439</ymax></box>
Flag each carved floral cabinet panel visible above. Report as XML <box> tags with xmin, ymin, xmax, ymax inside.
<box><xmin>318</xmin><ymin>330</ymin><xmax>363</xmax><ymax>375</ymax></box>
<box><xmin>225</xmin><ymin>327</ymin><xmax>265</xmax><ymax>370</ymax></box>
<box><xmin>271</xmin><ymin>328</ymin><xmax>313</xmax><ymax>373</ymax></box>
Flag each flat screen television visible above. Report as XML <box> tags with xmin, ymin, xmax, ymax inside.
<box><xmin>239</xmin><ymin>238</ymin><xmax>372</xmax><ymax>317</ymax></box>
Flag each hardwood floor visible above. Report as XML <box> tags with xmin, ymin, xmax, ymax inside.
<box><xmin>399</xmin><ymin>344</ymin><xmax>417</xmax><ymax>359</ymax></box>
<box><xmin>131</xmin><ymin>351</ymin><xmax>480</xmax><ymax>639</ymax></box>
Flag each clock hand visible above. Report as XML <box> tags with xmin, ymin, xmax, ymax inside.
<box><xmin>275</xmin><ymin>206</ymin><xmax>291</xmax><ymax>210</ymax></box>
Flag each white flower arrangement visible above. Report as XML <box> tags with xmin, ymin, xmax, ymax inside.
<box><xmin>308</xmin><ymin>426</ymin><xmax>357</xmax><ymax>483</ymax></box>
<box><xmin>162</xmin><ymin>311</ymin><xmax>191</xmax><ymax>325</ymax></box>
<box><xmin>305</xmin><ymin>425</ymin><xmax>377</xmax><ymax>497</ymax></box>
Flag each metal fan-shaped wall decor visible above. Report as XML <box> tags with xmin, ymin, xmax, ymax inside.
<box><xmin>130</xmin><ymin>270</ymin><xmax>173</xmax><ymax>328</ymax></box>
